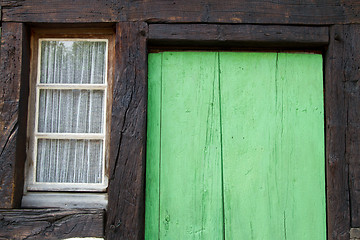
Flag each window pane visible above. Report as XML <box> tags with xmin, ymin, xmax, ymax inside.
<box><xmin>36</xmin><ymin>139</ymin><xmax>103</xmax><ymax>183</ymax></box>
<box><xmin>40</xmin><ymin>40</ymin><xmax>106</xmax><ymax>84</ymax></box>
<box><xmin>38</xmin><ymin>89</ymin><xmax>104</xmax><ymax>133</ymax></box>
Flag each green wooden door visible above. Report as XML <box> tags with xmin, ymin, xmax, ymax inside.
<box><xmin>145</xmin><ymin>52</ymin><xmax>326</xmax><ymax>240</ymax></box>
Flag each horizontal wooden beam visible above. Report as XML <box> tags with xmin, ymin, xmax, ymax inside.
<box><xmin>1</xmin><ymin>0</ymin><xmax>360</xmax><ymax>25</ymax></box>
<box><xmin>0</xmin><ymin>209</ymin><xmax>104</xmax><ymax>239</ymax></box>
<box><xmin>149</xmin><ymin>24</ymin><xmax>329</xmax><ymax>49</ymax></box>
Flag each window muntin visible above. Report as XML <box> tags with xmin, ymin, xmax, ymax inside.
<box><xmin>26</xmin><ymin>39</ymin><xmax>109</xmax><ymax>192</ymax></box>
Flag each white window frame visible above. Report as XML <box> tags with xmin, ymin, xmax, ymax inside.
<box><xmin>23</xmin><ymin>31</ymin><xmax>114</xmax><ymax>208</ymax></box>
<box><xmin>27</xmin><ymin>38</ymin><xmax>109</xmax><ymax>192</ymax></box>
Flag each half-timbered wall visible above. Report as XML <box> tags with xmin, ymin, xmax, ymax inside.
<box><xmin>0</xmin><ymin>1</ymin><xmax>359</xmax><ymax>239</ymax></box>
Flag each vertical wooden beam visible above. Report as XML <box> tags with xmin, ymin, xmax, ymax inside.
<box><xmin>0</xmin><ymin>23</ymin><xmax>29</xmax><ymax>208</ymax></box>
<box><xmin>325</xmin><ymin>25</ymin><xmax>351</xmax><ymax>239</ymax></box>
<box><xmin>343</xmin><ymin>24</ymin><xmax>360</xmax><ymax>228</ymax></box>
<box><xmin>107</xmin><ymin>22</ymin><xmax>148</xmax><ymax>240</ymax></box>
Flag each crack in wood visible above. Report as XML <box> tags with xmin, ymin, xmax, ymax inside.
<box><xmin>0</xmin><ymin>120</ymin><xmax>17</xmax><ymax>158</ymax></box>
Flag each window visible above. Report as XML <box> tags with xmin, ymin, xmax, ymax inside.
<box><xmin>22</xmin><ymin>30</ymin><xmax>114</xmax><ymax>208</ymax></box>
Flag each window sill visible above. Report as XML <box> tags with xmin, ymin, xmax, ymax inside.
<box><xmin>22</xmin><ymin>192</ymin><xmax>107</xmax><ymax>209</ymax></box>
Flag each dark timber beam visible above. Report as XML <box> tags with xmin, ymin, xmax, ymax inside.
<box><xmin>148</xmin><ymin>24</ymin><xmax>329</xmax><ymax>49</ymax></box>
<box><xmin>325</xmin><ymin>25</ymin><xmax>351</xmax><ymax>240</ymax></box>
<box><xmin>0</xmin><ymin>209</ymin><xmax>104</xmax><ymax>239</ymax></box>
<box><xmin>1</xmin><ymin>0</ymin><xmax>360</xmax><ymax>25</ymax></box>
<box><xmin>107</xmin><ymin>22</ymin><xmax>148</xmax><ymax>240</ymax></box>
<box><xmin>343</xmin><ymin>24</ymin><xmax>360</xmax><ymax>228</ymax></box>
<box><xmin>0</xmin><ymin>22</ymin><xmax>29</xmax><ymax>208</ymax></box>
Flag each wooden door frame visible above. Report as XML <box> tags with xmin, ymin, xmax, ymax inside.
<box><xmin>109</xmin><ymin>23</ymin><xmax>350</xmax><ymax>239</ymax></box>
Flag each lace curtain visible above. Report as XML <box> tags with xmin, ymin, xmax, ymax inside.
<box><xmin>36</xmin><ymin>40</ymin><xmax>106</xmax><ymax>184</ymax></box>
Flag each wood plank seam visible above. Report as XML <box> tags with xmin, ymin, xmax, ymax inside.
<box><xmin>217</xmin><ymin>52</ymin><xmax>226</xmax><ymax>240</ymax></box>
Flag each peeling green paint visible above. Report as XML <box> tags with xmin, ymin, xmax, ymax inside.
<box><xmin>146</xmin><ymin>52</ymin><xmax>326</xmax><ymax>240</ymax></box>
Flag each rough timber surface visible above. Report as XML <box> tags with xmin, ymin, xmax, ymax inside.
<box><xmin>149</xmin><ymin>24</ymin><xmax>329</xmax><ymax>49</ymax></box>
<box><xmin>0</xmin><ymin>22</ymin><xmax>29</xmax><ymax>209</ymax></box>
<box><xmin>0</xmin><ymin>209</ymin><xmax>104</xmax><ymax>239</ymax></box>
<box><xmin>325</xmin><ymin>25</ymin><xmax>351</xmax><ymax>239</ymax></box>
<box><xmin>106</xmin><ymin>22</ymin><xmax>148</xmax><ymax>240</ymax></box>
<box><xmin>2</xmin><ymin>0</ymin><xmax>360</xmax><ymax>25</ymax></box>
<box><xmin>343</xmin><ymin>24</ymin><xmax>360</xmax><ymax>228</ymax></box>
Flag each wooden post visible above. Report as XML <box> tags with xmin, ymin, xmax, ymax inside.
<box><xmin>106</xmin><ymin>22</ymin><xmax>148</xmax><ymax>240</ymax></box>
<box><xmin>343</xmin><ymin>24</ymin><xmax>360</xmax><ymax>229</ymax></box>
<box><xmin>325</xmin><ymin>25</ymin><xmax>351</xmax><ymax>240</ymax></box>
<box><xmin>0</xmin><ymin>22</ymin><xmax>30</xmax><ymax>208</ymax></box>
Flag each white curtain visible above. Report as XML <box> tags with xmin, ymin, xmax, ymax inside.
<box><xmin>36</xmin><ymin>40</ymin><xmax>106</xmax><ymax>184</ymax></box>
<box><xmin>40</xmin><ymin>40</ymin><xmax>106</xmax><ymax>84</ymax></box>
<box><xmin>38</xmin><ymin>90</ymin><xmax>104</xmax><ymax>133</ymax></box>
<box><xmin>37</xmin><ymin>139</ymin><xmax>103</xmax><ymax>183</ymax></box>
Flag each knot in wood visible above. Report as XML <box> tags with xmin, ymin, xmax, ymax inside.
<box><xmin>140</xmin><ymin>29</ymin><xmax>146</xmax><ymax>37</ymax></box>
<box><xmin>334</xmin><ymin>33</ymin><xmax>342</xmax><ymax>41</ymax></box>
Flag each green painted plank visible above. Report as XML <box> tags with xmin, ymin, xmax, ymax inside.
<box><xmin>159</xmin><ymin>52</ymin><xmax>224</xmax><ymax>239</ymax></box>
<box><xmin>220</xmin><ymin>52</ymin><xmax>278</xmax><ymax>239</ymax></box>
<box><xmin>145</xmin><ymin>53</ymin><xmax>162</xmax><ymax>240</ymax></box>
<box><xmin>147</xmin><ymin>51</ymin><xmax>326</xmax><ymax>240</ymax></box>
<box><xmin>275</xmin><ymin>53</ymin><xmax>326</xmax><ymax>240</ymax></box>
<box><xmin>220</xmin><ymin>52</ymin><xmax>326</xmax><ymax>239</ymax></box>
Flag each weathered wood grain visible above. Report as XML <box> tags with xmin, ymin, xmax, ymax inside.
<box><xmin>144</xmin><ymin>53</ymin><xmax>162</xmax><ymax>240</ymax></box>
<box><xmin>2</xmin><ymin>0</ymin><xmax>360</xmax><ymax>25</ymax></box>
<box><xmin>220</xmin><ymin>52</ymin><xmax>325</xmax><ymax>239</ymax></box>
<box><xmin>127</xmin><ymin>0</ymin><xmax>358</xmax><ymax>25</ymax></box>
<box><xmin>146</xmin><ymin>52</ymin><xmax>223</xmax><ymax>239</ymax></box>
<box><xmin>0</xmin><ymin>22</ymin><xmax>29</xmax><ymax>208</ymax></box>
<box><xmin>325</xmin><ymin>25</ymin><xmax>351</xmax><ymax>240</ymax></box>
<box><xmin>1</xmin><ymin>0</ymin><xmax>124</xmax><ymax>23</ymax></box>
<box><xmin>343</xmin><ymin>24</ymin><xmax>360</xmax><ymax>228</ymax></box>
<box><xmin>106</xmin><ymin>22</ymin><xmax>148</xmax><ymax>240</ymax></box>
<box><xmin>149</xmin><ymin>24</ymin><xmax>329</xmax><ymax>49</ymax></box>
<box><xmin>0</xmin><ymin>209</ymin><xmax>104</xmax><ymax>239</ymax></box>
